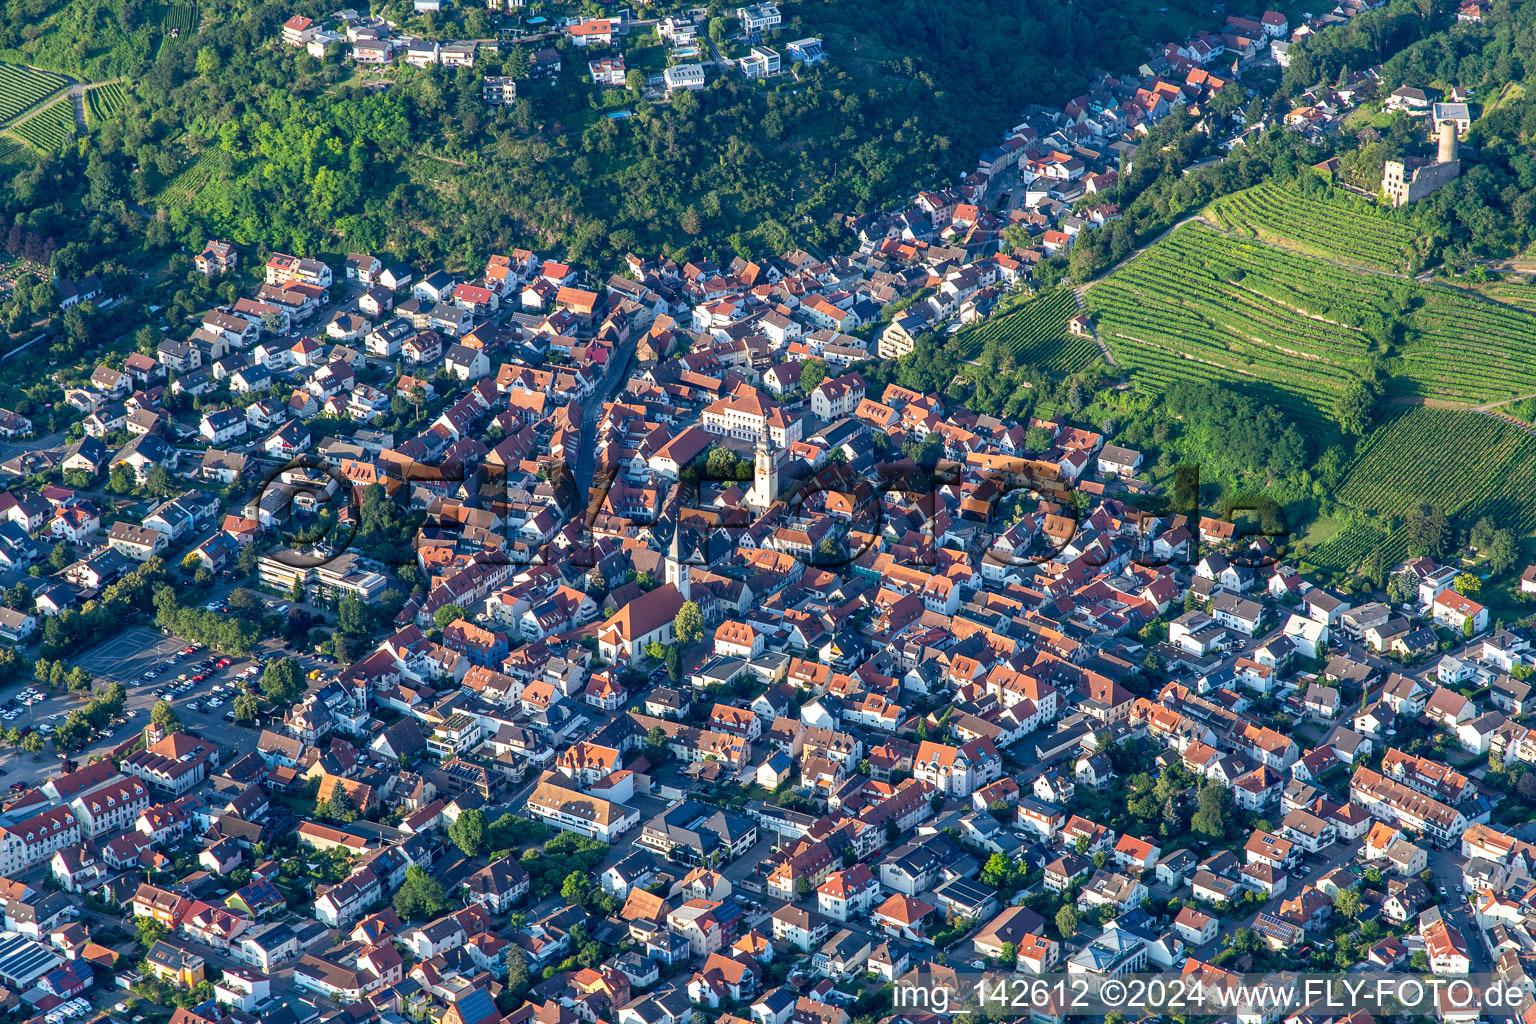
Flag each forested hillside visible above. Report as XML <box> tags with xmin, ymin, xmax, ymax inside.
<box><xmin>0</xmin><ymin>0</ymin><xmax>1213</xmax><ymax>268</ymax></box>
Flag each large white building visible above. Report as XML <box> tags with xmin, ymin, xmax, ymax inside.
<box><xmin>0</xmin><ymin>806</ymin><xmax>81</xmax><ymax>875</ymax></box>
<box><xmin>525</xmin><ymin>773</ymin><xmax>639</xmax><ymax>842</ymax></box>
<box><xmin>68</xmin><ymin>775</ymin><xmax>150</xmax><ymax>837</ymax></box>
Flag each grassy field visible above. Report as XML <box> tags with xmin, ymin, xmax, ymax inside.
<box><xmin>0</xmin><ymin>63</ymin><xmax>68</xmax><ymax>124</ymax></box>
<box><xmin>1085</xmin><ymin>223</ymin><xmax>1536</xmax><ymax>433</ymax></box>
<box><xmin>948</xmin><ymin>289</ymin><xmax>1097</xmax><ymax>371</ymax></box>
<box><xmin>1205</xmin><ymin>181</ymin><xmax>1418</xmax><ymax>274</ymax></box>
<box><xmin>12</xmin><ymin>99</ymin><xmax>76</xmax><ymax>151</ymax></box>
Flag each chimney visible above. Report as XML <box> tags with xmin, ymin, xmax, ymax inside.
<box><xmin>1438</xmin><ymin>119</ymin><xmax>1459</xmax><ymax>164</ymax></box>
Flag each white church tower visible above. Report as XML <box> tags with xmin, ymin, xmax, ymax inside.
<box><xmin>664</xmin><ymin>527</ymin><xmax>691</xmax><ymax>600</ymax></box>
<box><xmin>746</xmin><ymin>422</ymin><xmax>779</xmax><ymax>514</ymax></box>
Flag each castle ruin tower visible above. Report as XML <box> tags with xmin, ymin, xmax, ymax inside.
<box><xmin>1438</xmin><ymin>119</ymin><xmax>1459</xmax><ymax>164</ymax></box>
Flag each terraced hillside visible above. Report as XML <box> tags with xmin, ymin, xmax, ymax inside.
<box><xmin>0</xmin><ymin>63</ymin><xmax>68</xmax><ymax>123</ymax></box>
<box><xmin>1206</xmin><ymin>182</ymin><xmax>1418</xmax><ymax>273</ymax></box>
<box><xmin>153</xmin><ymin>148</ymin><xmax>221</xmax><ymax>205</ymax></box>
<box><xmin>1310</xmin><ymin>408</ymin><xmax>1536</xmax><ymax>570</ymax></box>
<box><xmin>949</xmin><ymin>288</ymin><xmax>1097</xmax><ymax>371</ymax></box>
<box><xmin>1085</xmin><ymin>223</ymin><xmax>1536</xmax><ymax>431</ymax></box>
<box><xmin>12</xmin><ymin>98</ymin><xmax>76</xmax><ymax>151</ymax></box>
<box><xmin>84</xmin><ymin>82</ymin><xmax>126</xmax><ymax>125</ymax></box>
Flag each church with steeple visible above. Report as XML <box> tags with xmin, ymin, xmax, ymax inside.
<box><xmin>664</xmin><ymin>526</ymin><xmax>691</xmax><ymax>600</ymax></box>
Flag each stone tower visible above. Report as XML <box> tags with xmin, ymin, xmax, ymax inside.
<box><xmin>1438</xmin><ymin>118</ymin><xmax>1459</xmax><ymax>165</ymax></box>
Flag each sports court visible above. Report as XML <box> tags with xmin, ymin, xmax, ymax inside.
<box><xmin>77</xmin><ymin>626</ymin><xmax>186</xmax><ymax>682</ymax></box>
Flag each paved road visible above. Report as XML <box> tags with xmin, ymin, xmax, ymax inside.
<box><xmin>1429</xmin><ymin>848</ymin><xmax>1492</xmax><ymax>971</ymax></box>
<box><xmin>574</xmin><ymin>338</ymin><xmax>635</xmax><ymax>505</ymax></box>
<box><xmin>0</xmin><ymin>332</ymin><xmax>47</xmax><ymax>364</ymax></box>
<box><xmin>68</xmin><ymin>85</ymin><xmax>85</xmax><ymax>133</ymax></box>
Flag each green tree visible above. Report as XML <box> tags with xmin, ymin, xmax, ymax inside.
<box><xmin>48</xmin><ymin>543</ymin><xmax>70</xmax><ymax>571</ymax></box>
<box><xmin>1405</xmin><ymin>503</ymin><xmax>1448</xmax><ymax>558</ymax></box>
<box><xmin>144</xmin><ymin>464</ymin><xmax>175</xmax><ymax>498</ymax></box>
<box><xmin>135</xmin><ymin>916</ymin><xmax>167</xmax><ymax>949</ymax></box>
<box><xmin>337</xmin><ymin>595</ymin><xmax>370</xmax><ymax>638</ymax></box>
<box><xmin>394</xmin><ymin>865</ymin><xmax>448</xmax><ymax>920</ymax></box>
<box><xmin>1334</xmin><ymin>888</ymin><xmax>1362</xmax><ymax>920</ymax></box>
<box><xmin>1363</xmin><ymin>544</ymin><xmax>1385</xmax><ymax>591</ymax></box>
<box><xmin>561</xmin><ymin>871</ymin><xmax>593</xmax><ymax>906</ymax></box>
<box><xmin>150</xmin><ymin>699</ymin><xmax>180</xmax><ymax>733</ymax></box>
<box><xmin>449</xmin><ymin>808</ymin><xmax>488</xmax><ymax>857</ymax></box>
<box><xmin>798</xmin><ymin>358</ymin><xmax>828</xmax><ymax>393</ymax></box>
<box><xmin>707</xmin><ymin>16</ymin><xmax>729</xmax><ymax>49</ymax></box>
<box><xmin>1333</xmin><ymin>378</ymin><xmax>1379</xmax><ymax>436</ymax></box>
<box><xmin>434</xmin><ymin>603</ymin><xmax>467</xmax><ymax>628</ymax></box>
<box><xmin>673</xmin><ymin>601</ymin><xmax>704</xmax><ymax>646</ymax></box>
<box><xmin>705</xmin><ymin>446</ymin><xmax>741</xmax><ymax>479</ymax></box>
<box><xmin>261</xmin><ymin>658</ymin><xmax>301</xmax><ymax>704</ymax></box>
<box><xmin>232</xmin><ymin>693</ymin><xmax>259</xmax><ymax>724</ymax></box>
<box><xmin>1488</xmin><ymin>529</ymin><xmax>1518</xmax><ymax>575</ymax></box>
<box><xmin>1055</xmin><ymin>905</ymin><xmax>1079</xmax><ymax>939</ymax></box>
<box><xmin>106</xmin><ymin>463</ymin><xmax>137</xmax><ymax>494</ymax></box>
<box><xmin>317</xmin><ymin>788</ymin><xmax>358</xmax><ymax>824</ymax></box>
<box><xmin>1191</xmin><ymin>783</ymin><xmax>1228</xmax><ymax>838</ymax></box>
<box><xmin>979</xmin><ymin>853</ymin><xmax>1015</xmax><ymax>891</ymax></box>
<box><xmin>506</xmin><ymin>946</ymin><xmax>529</xmax><ymax>991</ymax></box>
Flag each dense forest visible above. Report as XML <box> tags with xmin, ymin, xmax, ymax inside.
<box><xmin>0</xmin><ymin>0</ymin><xmax>1214</xmax><ymax>271</ymax></box>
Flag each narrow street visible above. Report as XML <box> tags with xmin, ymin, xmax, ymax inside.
<box><xmin>574</xmin><ymin>338</ymin><xmax>635</xmax><ymax>504</ymax></box>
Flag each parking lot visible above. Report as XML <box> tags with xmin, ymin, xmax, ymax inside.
<box><xmin>77</xmin><ymin>625</ymin><xmax>185</xmax><ymax>680</ymax></box>
<box><xmin>0</xmin><ymin>611</ymin><xmax>345</xmax><ymax>790</ymax></box>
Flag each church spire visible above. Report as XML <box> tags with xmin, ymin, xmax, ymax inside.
<box><xmin>665</xmin><ymin>522</ymin><xmax>691</xmax><ymax>600</ymax></box>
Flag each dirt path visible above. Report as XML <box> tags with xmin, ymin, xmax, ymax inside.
<box><xmin>1473</xmin><ymin>391</ymin><xmax>1536</xmax><ymax>413</ymax></box>
<box><xmin>7</xmin><ymin>92</ymin><xmax>72</xmax><ymax>133</ymax></box>
<box><xmin>1069</xmin><ymin>284</ymin><xmax>1115</xmax><ymax>367</ymax></box>
<box><xmin>1476</xmin><ymin>407</ymin><xmax>1536</xmax><ymax>440</ymax></box>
